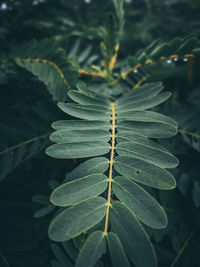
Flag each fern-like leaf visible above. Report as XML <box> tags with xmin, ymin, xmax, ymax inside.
<box><xmin>10</xmin><ymin>39</ymin><xmax>80</xmax><ymax>101</ymax></box>
<box><xmin>121</xmin><ymin>37</ymin><xmax>200</xmax><ymax>88</ymax></box>
<box><xmin>46</xmin><ymin>81</ymin><xmax>178</xmax><ymax>267</ymax></box>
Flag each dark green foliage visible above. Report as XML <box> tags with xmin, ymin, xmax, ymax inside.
<box><xmin>1</xmin><ymin>0</ymin><xmax>200</xmax><ymax>266</ymax></box>
<box><xmin>46</xmin><ymin>81</ymin><xmax>178</xmax><ymax>266</ymax></box>
<box><xmin>0</xmin><ymin>102</ymin><xmax>57</xmax><ymax>181</ymax></box>
<box><xmin>12</xmin><ymin>39</ymin><xmax>80</xmax><ymax>101</ymax></box>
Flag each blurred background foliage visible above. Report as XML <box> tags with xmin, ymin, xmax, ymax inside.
<box><xmin>0</xmin><ymin>0</ymin><xmax>200</xmax><ymax>266</ymax></box>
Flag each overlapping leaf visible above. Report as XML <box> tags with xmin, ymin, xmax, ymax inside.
<box><xmin>46</xmin><ymin>81</ymin><xmax>178</xmax><ymax>267</ymax></box>
<box><xmin>0</xmin><ymin>102</ymin><xmax>57</xmax><ymax>181</ymax></box>
<box><xmin>124</xmin><ymin>37</ymin><xmax>200</xmax><ymax>88</ymax></box>
<box><xmin>10</xmin><ymin>39</ymin><xmax>80</xmax><ymax>101</ymax></box>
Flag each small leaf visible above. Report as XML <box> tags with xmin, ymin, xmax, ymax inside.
<box><xmin>50</xmin><ymin>129</ymin><xmax>111</xmax><ymax>143</ymax></box>
<box><xmin>75</xmin><ymin>231</ymin><xmax>106</xmax><ymax>267</ymax></box>
<box><xmin>114</xmin><ymin>156</ymin><xmax>176</xmax><ymax>189</ymax></box>
<box><xmin>106</xmin><ymin>232</ymin><xmax>130</xmax><ymax>267</ymax></box>
<box><xmin>77</xmin><ymin>83</ymin><xmax>111</xmax><ymax>103</ymax></box>
<box><xmin>58</xmin><ymin>103</ymin><xmax>110</xmax><ymax>121</ymax></box>
<box><xmin>51</xmin><ymin>244</ymin><xmax>73</xmax><ymax>267</ymax></box>
<box><xmin>118</xmin><ymin>121</ymin><xmax>177</xmax><ymax>138</ymax></box>
<box><xmin>116</xmin><ymin>142</ymin><xmax>179</xmax><ymax>168</ymax></box>
<box><xmin>52</xmin><ymin>120</ymin><xmax>110</xmax><ymax>131</ymax></box>
<box><xmin>110</xmin><ymin>202</ymin><xmax>157</xmax><ymax>267</ymax></box>
<box><xmin>32</xmin><ymin>195</ymin><xmax>49</xmax><ymax>205</ymax></box>
<box><xmin>78</xmin><ymin>45</ymin><xmax>92</xmax><ymax>63</ymax></box>
<box><xmin>12</xmin><ymin>144</ymin><xmax>26</xmax><ymax>169</ymax></box>
<box><xmin>65</xmin><ymin>157</ymin><xmax>109</xmax><ymax>182</ymax></box>
<box><xmin>46</xmin><ymin>142</ymin><xmax>110</xmax><ymax>159</ymax></box>
<box><xmin>116</xmin><ymin>82</ymin><xmax>163</xmax><ymax>106</ymax></box>
<box><xmin>68</xmin><ymin>90</ymin><xmax>109</xmax><ymax>108</ymax></box>
<box><xmin>113</xmin><ymin>176</ymin><xmax>167</xmax><ymax>229</ymax></box>
<box><xmin>50</xmin><ymin>173</ymin><xmax>108</xmax><ymax>206</ymax></box>
<box><xmin>117</xmin><ymin>132</ymin><xmax>171</xmax><ymax>152</ymax></box>
<box><xmin>149</xmin><ymin>43</ymin><xmax>169</xmax><ymax>59</ymax></box>
<box><xmin>176</xmin><ymin>37</ymin><xmax>199</xmax><ymax>55</ymax></box>
<box><xmin>0</xmin><ymin>152</ymin><xmax>13</xmax><ymax>181</ymax></box>
<box><xmin>117</xmin><ymin>92</ymin><xmax>171</xmax><ymax>112</ymax></box>
<box><xmin>34</xmin><ymin>204</ymin><xmax>54</xmax><ymax>218</ymax></box>
<box><xmin>48</xmin><ymin>197</ymin><xmax>106</xmax><ymax>242</ymax></box>
<box><xmin>117</xmin><ymin>110</ymin><xmax>177</xmax><ymax>128</ymax></box>
<box><xmin>62</xmin><ymin>241</ymin><xmax>78</xmax><ymax>262</ymax></box>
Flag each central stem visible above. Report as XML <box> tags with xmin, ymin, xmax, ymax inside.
<box><xmin>103</xmin><ymin>102</ymin><xmax>116</xmax><ymax>235</ymax></box>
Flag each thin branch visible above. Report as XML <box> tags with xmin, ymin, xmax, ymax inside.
<box><xmin>114</xmin><ymin>63</ymin><xmax>142</xmax><ymax>84</ymax></box>
<box><xmin>178</xmin><ymin>129</ymin><xmax>200</xmax><ymax>139</ymax></box>
<box><xmin>19</xmin><ymin>58</ymin><xmax>71</xmax><ymax>88</ymax></box>
<box><xmin>0</xmin><ymin>132</ymin><xmax>50</xmax><ymax>156</ymax></box>
<box><xmin>113</xmin><ymin>53</ymin><xmax>196</xmax><ymax>85</ymax></box>
<box><xmin>132</xmin><ymin>75</ymin><xmax>149</xmax><ymax>90</ymax></box>
<box><xmin>162</xmin><ymin>206</ymin><xmax>176</xmax><ymax>213</ymax></box>
<box><xmin>109</xmin><ymin>43</ymin><xmax>120</xmax><ymax>71</ymax></box>
<box><xmin>79</xmin><ymin>69</ymin><xmax>104</xmax><ymax>78</ymax></box>
<box><xmin>1</xmin><ymin>59</ymin><xmax>8</xmax><ymax>64</ymax></box>
<box><xmin>103</xmin><ymin>102</ymin><xmax>116</xmax><ymax>235</ymax></box>
<box><xmin>0</xmin><ymin>251</ymin><xmax>10</xmax><ymax>267</ymax></box>
<box><xmin>170</xmin><ymin>228</ymin><xmax>196</xmax><ymax>267</ymax></box>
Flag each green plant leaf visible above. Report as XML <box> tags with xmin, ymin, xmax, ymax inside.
<box><xmin>176</xmin><ymin>37</ymin><xmax>199</xmax><ymax>55</ymax></box>
<box><xmin>62</xmin><ymin>240</ymin><xmax>78</xmax><ymax>262</ymax></box>
<box><xmin>77</xmin><ymin>83</ymin><xmax>113</xmax><ymax>102</ymax></box>
<box><xmin>110</xmin><ymin>202</ymin><xmax>157</xmax><ymax>267</ymax></box>
<box><xmin>50</xmin><ymin>129</ymin><xmax>111</xmax><ymax>143</ymax></box>
<box><xmin>48</xmin><ymin>197</ymin><xmax>106</xmax><ymax>242</ymax></box>
<box><xmin>75</xmin><ymin>231</ymin><xmax>106</xmax><ymax>267</ymax></box>
<box><xmin>65</xmin><ymin>157</ymin><xmax>109</xmax><ymax>182</ymax></box>
<box><xmin>113</xmin><ymin>176</ymin><xmax>167</xmax><ymax>229</ymax></box>
<box><xmin>52</xmin><ymin>120</ymin><xmax>110</xmax><ymax>131</ymax></box>
<box><xmin>106</xmin><ymin>232</ymin><xmax>130</xmax><ymax>267</ymax></box>
<box><xmin>58</xmin><ymin>103</ymin><xmax>110</xmax><ymax>121</ymax></box>
<box><xmin>118</xmin><ymin>120</ymin><xmax>177</xmax><ymax>138</ymax></box>
<box><xmin>116</xmin><ymin>141</ymin><xmax>179</xmax><ymax>168</ymax></box>
<box><xmin>46</xmin><ymin>141</ymin><xmax>110</xmax><ymax>159</ymax></box>
<box><xmin>51</xmin><ymin>244</ymin><xmax>73</xmax><ymax>267</ymax></box>
<box><xmin>117</xmin><ymin>92</ymin><xmax>171</xmax><ymax>112</ymax></box>
<box><xmin>46</xmin><ymin>81</ymin><xmax>178</xmax><ymax>265</ymax></box>
<box><xmin>33</xmin><ymin>204</ymin><xmax>54</xmax><ymax>218</ymax></box>
<box><xmin>68</xmin><ymin>90</ymin><xmax>110</xmax><ymax>108</ymax></box>
<box><xmin>117</xmin><ymin>131</ymin><xmax>171</xmax><ymax>151</ymax></box>
<box><xmin>114</xmin><ymin>156</ymin><xmax>176</xmax><ymax>189</ymax></box>
<box><xmin>116</xmin><ymin>82</ymin><xmax>163</xmax><ymax>107</ymax></box>
<box><xmin>12</xmin><ymin>39</ymin><xmax>79</xmax><ymax>101</ymax></box>
<box><xmin>50</xmin><ymin>173</ymin><xmax>108</xmax><ymax>206</ymax></box>
<box><xmin>117</xmin><ymin>110</ymin><xmax>177</xmax><ymax>128</ymax></box>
